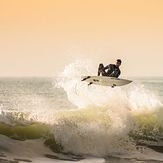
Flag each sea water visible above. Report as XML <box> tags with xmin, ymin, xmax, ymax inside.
<box><xmin>0</xmin><ymin>62</ymin><xmax>163</xmax><ymax>163</ymax></box>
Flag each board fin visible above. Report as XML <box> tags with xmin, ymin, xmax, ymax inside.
<box><xmin>111</xmin><ymin>84</ymin><xmax>116</xmax><ymax>88</ymax></box>
<box><xmin>88</xmin><ymin>82</ymin><xmax>93</xmax><ymax>86</ymax></box>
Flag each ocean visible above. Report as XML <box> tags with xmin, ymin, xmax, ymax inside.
<box><xmin>0</xmin><ymin>63</ymin><xmax>163</xmax><ymax>163</ymax></box>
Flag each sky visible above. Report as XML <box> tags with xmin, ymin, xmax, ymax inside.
<box><xmin>0</xmin><ymin>0</ymin><xmax>163</xmax><ymax>77</ymax></box>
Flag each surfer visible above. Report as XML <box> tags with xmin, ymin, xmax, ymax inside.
<box><xmin>98</xmin><ymin>59</ymin><xmax>121</xmax><ymax>78</ymax></box>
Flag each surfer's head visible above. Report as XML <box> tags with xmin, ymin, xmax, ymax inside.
<box><xmin>116</xmin><ymin>59</ymin><xmax>121</xmax><ymax>67</ymax></box>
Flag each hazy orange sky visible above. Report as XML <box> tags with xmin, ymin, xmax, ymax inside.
<box><xmin>0</xmin><ymin>0</ymin><xmax>163</xmax><ymax>76</ymax></box>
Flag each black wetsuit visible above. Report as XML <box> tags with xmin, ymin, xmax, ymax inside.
<box><xmin>98</xmin><ymin>64</ymin><xmax>121</xmax><ymax>78</ymax></box>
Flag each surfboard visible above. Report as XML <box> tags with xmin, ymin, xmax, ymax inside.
<box><xmin>81</xmin><ymin>76</ymin><xmax>132</xmax><ymax>87</ymax></box>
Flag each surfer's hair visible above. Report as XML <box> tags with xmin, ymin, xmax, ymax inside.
<box><xmin>117</xmin><ymin>59</ymin><xmax>122</xmax><ymax>64</ymax></box>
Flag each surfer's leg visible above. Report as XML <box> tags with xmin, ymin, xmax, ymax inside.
<box><xmin>98</xmin><ymin>63</ymin><xmax>104</xmax><ymax>69</ymax></box>
<box><xmin>98</xmin><ymin>63</ymin><xmax>105</xmax><ymax>76</ymax></box>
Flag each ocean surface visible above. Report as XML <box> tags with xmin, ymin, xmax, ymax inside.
<box><xmin>0</xmin><ymin>63</ymin><xmax>163</xmax><ymax>163</ymax></box>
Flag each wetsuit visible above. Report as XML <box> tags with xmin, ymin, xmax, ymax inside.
<box><xmin>98</xmin><ymin>64</ymin><xmax>121</xmax><ymax>78</ymax></box>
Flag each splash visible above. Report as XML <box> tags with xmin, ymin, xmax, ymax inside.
<box><xmin>54</xmin><ymin>60</ymin><xmax>163</xmax><ymax>155</ymax></box>
<box><xmin>56</xmin><ymin>60</ymin><xmax>162</xmax><ymax>112</ymax></box>
<box><xmin>0</xmin><ymin>62</ymin><xmax>162</xmax><ymax>156</ymax></box>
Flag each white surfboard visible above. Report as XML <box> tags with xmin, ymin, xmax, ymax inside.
<box><xmin>81</xmin><ymin>76</ymin><xmax>132</xmax><ymax>87</ymax></box>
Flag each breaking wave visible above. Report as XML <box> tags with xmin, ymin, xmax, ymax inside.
<box><xmin>0</xmin><ymin>60</ymin><xmax>163</xmax><ymax>157</ymax></box>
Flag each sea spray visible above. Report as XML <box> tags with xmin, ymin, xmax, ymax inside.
<box><xmin>0</xmin><ymin>64</ymin><xmax>162</xmax><ymax>156</ymax></box>
<box><xmin>54</xmin><ymin>60</ymin><xmax>163</xmax><ymax>155</ymax></box>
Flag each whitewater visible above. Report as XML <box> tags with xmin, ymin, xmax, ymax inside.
<box><xmin>0</xmin><ymin>61</ymin><xmax>163</xmax><ymax>163</ymax></box>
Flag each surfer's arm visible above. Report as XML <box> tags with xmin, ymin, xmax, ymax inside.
<box><xmin>103</xmin><ymin>65</ymin><xmax>110</xmax><ymax>70</ymax></box>
<box><xmin>115</xmin><ymin>70</ymin><xmax>121</xmax><ymax>78</ymax></box>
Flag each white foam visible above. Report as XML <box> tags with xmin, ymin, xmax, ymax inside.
<box><xmin>57</xmin><ymin>60</ymin><xmax>162</xmax><ymax>112</ymax></box>
<box><xmin>54</xmin><ymin>60</ymin><xmax>163</xmax><ymax>156</ymax></box>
